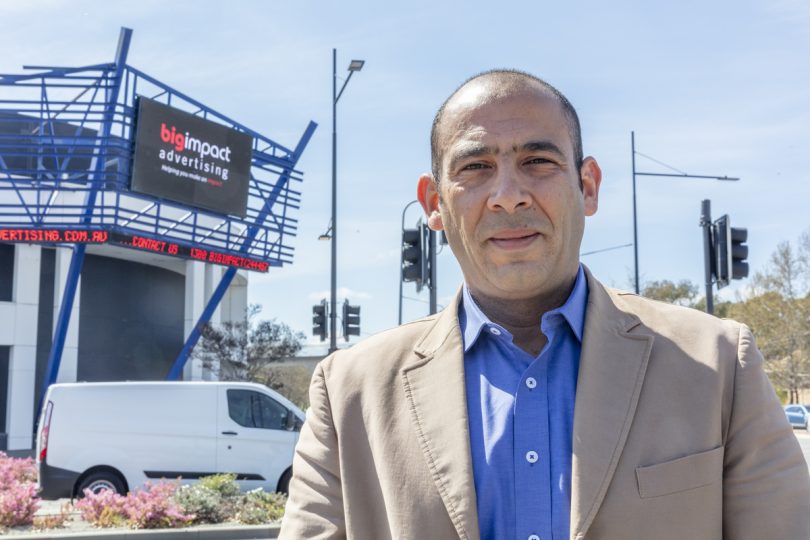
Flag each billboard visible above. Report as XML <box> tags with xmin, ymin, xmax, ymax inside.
<box><xmin>130</xmin><ymin>98</ymin><xmax>253</xmax><ymax>217</ymax></box>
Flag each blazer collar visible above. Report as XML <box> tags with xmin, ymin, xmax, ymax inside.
<box><xmin>403</xmin><ymin>288</ymin><xmax>480</xmax><ymax>540</ymax></box>
<box><xmin>570</xmin><ymin>267</ymin><xmax>654</xmax><ymax>539</ymax></box>
<box><xmin>401</xmin><ymin>270</ymin><xmax>654</xmax><ymax>540</ymax></box>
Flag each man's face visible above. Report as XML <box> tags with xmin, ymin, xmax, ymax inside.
<box><xmin>419</xmin><ymin>83</ymin><xmax>601</xmax><ymax>302</ymax></box>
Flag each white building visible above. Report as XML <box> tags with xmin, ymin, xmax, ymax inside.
<box><xmin>0</xmin><ymin>242</ymin><xmax>246</xmax><ymax>451</ymax></box>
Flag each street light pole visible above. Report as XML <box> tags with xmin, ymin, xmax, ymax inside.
<box><xmin>630</xmin><ymin>131</ymin><xmax>739</xmax><ymax>294</ymax></box>
<box><xmin>328</xmin><ymin>49</ymin><xmax>364</xmax><ymax>354</ymax></box>
<box><xmin>330</xmin><ymin>49</ymin><xmax>337</xmax><ymax>354</ymax></box>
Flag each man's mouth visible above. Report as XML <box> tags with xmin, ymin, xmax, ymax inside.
<box><xmin>488</xmin><ymin>230</ymin><xmax>540</xmax><ymax>249</ymax></box>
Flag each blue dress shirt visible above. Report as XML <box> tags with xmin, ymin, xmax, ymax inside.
<box><xmin>460</xmin><ymin>265</ymin><xmax>588</xmax><ymax>540</ymax></box>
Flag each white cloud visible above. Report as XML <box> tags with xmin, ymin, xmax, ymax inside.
<box><xmin>308</xmin><ymin>287</ymin><xmax>371</xmax><ymax>302</ymax></box>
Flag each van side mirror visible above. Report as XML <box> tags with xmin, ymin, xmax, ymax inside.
<box><xmin>285</xmin><ymin>409</ymin><xmax>301</xmax><ymax>432</ymax></box>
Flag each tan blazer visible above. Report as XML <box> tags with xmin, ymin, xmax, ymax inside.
<box><xmin>280</xmin><ymin>271</ymin><xmax>810</xmax><ymax>539</ymax></box>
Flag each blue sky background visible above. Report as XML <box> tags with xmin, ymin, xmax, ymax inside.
<box><xmin>2</xmin><ymin>0</ymin><xmax>808</xmax><ymax>355</ymax></box>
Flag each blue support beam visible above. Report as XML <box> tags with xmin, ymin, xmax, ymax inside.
<box><xmin>37</xmin><ymin>28</ymin><xmax>132</xmax><ymax>421</ymax></box>
<box><xmin>166</xmin><ymin>120</ymin><xmax>317</xmax><ymax>380</ymax></box>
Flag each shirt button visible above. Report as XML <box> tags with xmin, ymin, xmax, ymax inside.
<box><xmin>528</xmin><ymin>535</ymin><xmax>540</xmax><ymax>540</ymax></box>
<box><xmin>526</xmin><ymin>450</ymin><xmax>538</xmax><ymax>464</ymax></box>
<box><xmin>489</xmin><ymin>327</ymin><xmax>501</xmax><ymax>336</ymax></box>
<box><xmin>525</xmin><ymin>377</ymin><xmax>537</xmax><ymax>389</ymax></box>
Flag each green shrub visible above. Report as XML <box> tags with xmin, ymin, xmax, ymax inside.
<box><xmin>198</xmin><ymin>473</ymin><xmax>240</xmax><ymax>498</ymax></box>
<box><xmin>173</xmin><ymin>484</ymin><xmax>228</xmax><ymax>524</ymax></box>
<box><xmin>235</xmin><ymin>490</ymin><xmax>286</xmax><ymax>525</ymax></box>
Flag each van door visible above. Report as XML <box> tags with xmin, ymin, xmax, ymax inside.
<box><xmin>216</xmin><ymin>387</ymin><xmax>297</xmax><ymax>492</ymax></box>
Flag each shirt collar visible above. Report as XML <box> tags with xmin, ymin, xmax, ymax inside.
<box><xmin>459</xmin><ymin>264</ymin><xmax>588</xmax><ymax>352</ymax></box>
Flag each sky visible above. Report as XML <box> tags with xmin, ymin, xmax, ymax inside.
<box><xmin>1</xmin><ymin>0</ymin><xmax>808</xmax><ymax>356</ymax></box>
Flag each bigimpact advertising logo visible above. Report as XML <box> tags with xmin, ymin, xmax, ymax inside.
<box><xmin>158</xmin><ymin>122</ymin><xmax>233</xmax><ymax>186</ymax></box>
<box><xmin>129</xmin><ymin>98</ymin><xmax>253</xmax><ymax>217</ymax></box>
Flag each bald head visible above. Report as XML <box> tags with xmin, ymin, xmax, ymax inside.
<box><xmin>430</xmin><ymin>70</ymin><xmax>583</xmax><ymax>182</ymax></box>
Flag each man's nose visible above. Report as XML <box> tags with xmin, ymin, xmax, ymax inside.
<box><xmin>487</xmin><ymin>164</ymin><xmax>531</xmax><ymax>212</ymax></box>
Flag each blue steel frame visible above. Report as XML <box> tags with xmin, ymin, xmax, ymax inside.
<box><xmin>0</xmin><ymin>28</ymin><xmax>316</xmax><ymax>407</ymax></box>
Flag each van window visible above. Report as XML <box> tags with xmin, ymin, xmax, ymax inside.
<box><xmin>227</xmin><ymin>389</ymin><xmax>288</xmax><ymax>430</ymax></box>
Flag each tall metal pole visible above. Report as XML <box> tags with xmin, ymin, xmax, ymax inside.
<box><xmin>700</xmin><ymin>199</ymin><xmax>715</xmax><ymax>315</ymax></box>
<box><xmin>329</xmin><ymin>48</ymin><xmax>338</xmax><ymax>354</ymax></box>
<box><xmin>631</xmin><ymin>131</ymin><xmax>639</xmax><ymax>294</ymax></box>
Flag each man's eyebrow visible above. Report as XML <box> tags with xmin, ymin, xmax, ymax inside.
<box><xmin>447</xmin><ymin>142</ymin><xmax>497</xmax><ymax>167</ymax></box>
<box><xmin>520</xmin><ymin>140</ymin><xmax>566</xmax><ymax>157</ymax></box>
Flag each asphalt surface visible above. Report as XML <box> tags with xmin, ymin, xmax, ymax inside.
<box><xmin>794</xmin><ymin>429</ymin><xmax>810</xmax><ymax>467</ymax></box>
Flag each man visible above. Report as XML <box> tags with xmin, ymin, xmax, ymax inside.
<box><xmin>280</xmin><ymin>70</ymin><xmax>810</xmax><ymax>539</ymax></box>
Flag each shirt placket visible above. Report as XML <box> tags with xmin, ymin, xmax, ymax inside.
<box><xmin>513</xmin><ymin>343</ymin><xmax>552</xmax><ymax>540</ymax></box>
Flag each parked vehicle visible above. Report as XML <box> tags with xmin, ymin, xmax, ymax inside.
<box><xmin>783</xmin><ymin>404</ymin><xmax>810</xmax><ymax>430</ymax></box>
<box><xmin>36</xmin><ymin>381</ymin><xmax>304</xmax><ymax>499</ymax></box>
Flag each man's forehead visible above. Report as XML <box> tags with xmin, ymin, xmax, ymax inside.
<box><xmin>444</xmin><ymin>78</ymin><xmax>559</xmax><ymax>117</ymax></box>
<box><xmin>440</xmin><ymin>83</ymin><xmax>565</xmax><ymax>141</ymax></box>
<box><xmin>442</xmin><ymin>90</ymin><xmax>568</xmax><ymax>150</ymax></box>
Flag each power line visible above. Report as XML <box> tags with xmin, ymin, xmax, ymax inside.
<box><xmin>581</xmin><ymin>243</ymin><xmax>633</xmax><ymax>257</ymax></box>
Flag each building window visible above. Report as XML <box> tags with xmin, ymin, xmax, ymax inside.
<box><xmin>0</xmin><ymin>244</ymin><xmax>13</xmax><ymax>302</ymax></box>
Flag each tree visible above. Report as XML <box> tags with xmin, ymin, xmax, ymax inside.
<box><xmin>193</xmin><ymin>304</ymin><xmax>305</xmax><ymax>383</ymax></box>
<box><xmin>640</xmin><ymin>278</ymin><xmax>733</xmax><ymax>316</ymax></box>
<box><xmin>728</xmin><ymin>239</ymin><xmax>810</xmax><ymax>403</ymax></box>
<box><xmin>641</xmin><ymin>279</ymin><xmax>699</xmax><ymax>307</ymax></box>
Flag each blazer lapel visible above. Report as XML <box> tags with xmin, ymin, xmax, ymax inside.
<box><xmin>570</xmin><ymin>271</ymin><xmax>654</xmax><ymax>539</ymax></box>
<box><xmin>402</xmin><ymin>291</ymin><xmax>480</xmax><ymax>540</ymax></box>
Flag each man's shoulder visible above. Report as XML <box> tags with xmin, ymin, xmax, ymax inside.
<box><xmin>601</xmin><ymin>284</ymin><xmax>743</xmax><ymax>341</ymax></box>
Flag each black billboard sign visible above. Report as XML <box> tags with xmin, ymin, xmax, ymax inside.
<box><xmin>130</xmin><ymin>98</ymin><xmax>253</xmax><ymax>217</ymax></box>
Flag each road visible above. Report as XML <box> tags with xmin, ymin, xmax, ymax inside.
<box><xmin>795</xmin><ymin>430</ymin><xmax>810</xmax><ymax>468</ymax></box>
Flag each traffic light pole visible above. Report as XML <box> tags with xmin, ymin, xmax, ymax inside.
<box><xmin>630</xmin><ymin>131</ymin><xmax>739</xmax><ymax>295</ymax></box>
<box><xmin>700</xmin><ymin>199</ymin><xmax>714</xmax><ymax>315</ymax></box>
<box><xmin>399</xmin><ymin>200</ymin><xmax>419</xmax><ymax>325</ymax></box>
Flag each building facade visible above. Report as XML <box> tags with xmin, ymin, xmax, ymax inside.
<box><xmin>0</xmin><ymin>242</ymin><xmax>246</xmax><ymax>451</ymax></box>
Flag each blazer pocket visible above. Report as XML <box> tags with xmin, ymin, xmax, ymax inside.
<box><xmin>636</xmin><ymin>445</ymin><xmax>724</xmax><ymax>499</ymax></box>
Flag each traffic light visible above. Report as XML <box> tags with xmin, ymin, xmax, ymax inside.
<box><xmin>312</xmin><ymin>300</ymin><xmax>328</xmax><ymax>341</ymax></box>
<box><xmin>402</xmin><ymin>220</ymin><xmax>428</xmax><ymax>292</ymax></box>
<box><xmin>713</xmin><ymin>214</ymin><xmax>749</xmax><ymax>289</ymax></box>
<box><xmin>342</xmin><ymin>300</ymin><xmax>360</xmax><ymax>341</ymax></box>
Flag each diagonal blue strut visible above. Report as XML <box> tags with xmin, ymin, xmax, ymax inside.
<box><xmin>36</xmin><ymin>28</ymin><xmax>132</xmax><ymax>424</ymax></box>
<box><xmin>166</xmin><ymin>120</ymin><xmax>317</xmax><ymax>380</ymax></box>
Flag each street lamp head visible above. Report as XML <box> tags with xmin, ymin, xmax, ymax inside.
<box><xmin>319</xmin><ymin>233</ymin><xmax>332</xmax><ymax>241</ymax></box>
<box><xmin>348</xmin><ymin>59</ymin><xmax>365</xmax><ymax>72</ymax></box>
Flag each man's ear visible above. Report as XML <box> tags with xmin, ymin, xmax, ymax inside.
<box><xmin>580</xmin><ymin>157</ymin><xmax>602</xmax><ymax>217</ymax></box>
<box><xmin>417</xmin><ymin>173</ymin><xmax>444</xmax><ymax>231</ymax></box>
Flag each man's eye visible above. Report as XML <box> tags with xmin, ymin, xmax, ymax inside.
<box><xmin>526</xmin><ymin>157</ymin><xmax>552</xmax><ymax>165</ymax></box>
<box><xmin>461</xmin><ymin>163</ymin><xmax>488</xmax><ymax>171</ymax></box>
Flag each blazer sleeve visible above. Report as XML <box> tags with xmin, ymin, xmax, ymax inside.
<box><xmin>279</xmin><ymin>360</ymin><xmax>346</xmax><ymax>539</ymax></box>
<box><xmin>722</xmin><ymin>325</ymin><xmax>810</xmax><ymax>539</ymax></box>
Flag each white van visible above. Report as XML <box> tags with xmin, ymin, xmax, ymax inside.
<box><xmin>36</xmin><ymin>381</ymin><xmax>305</xmax><ymax>499</ymax></box>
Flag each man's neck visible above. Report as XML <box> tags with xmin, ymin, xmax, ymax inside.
<box><xmin>468</xmin><ymin>273</ymin><xmax>578</xmax><ymax>356</ymax></box>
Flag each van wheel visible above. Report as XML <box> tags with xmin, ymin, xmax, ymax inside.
<box><xmin>277</xmin><ymin>468</ymin><xmax>292</xmax><ymax>494</ymax></box>
<box><xmin>76</xmin><ymin>471</ymin><xmax>126</xmax><ymax>497</ymax></box>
